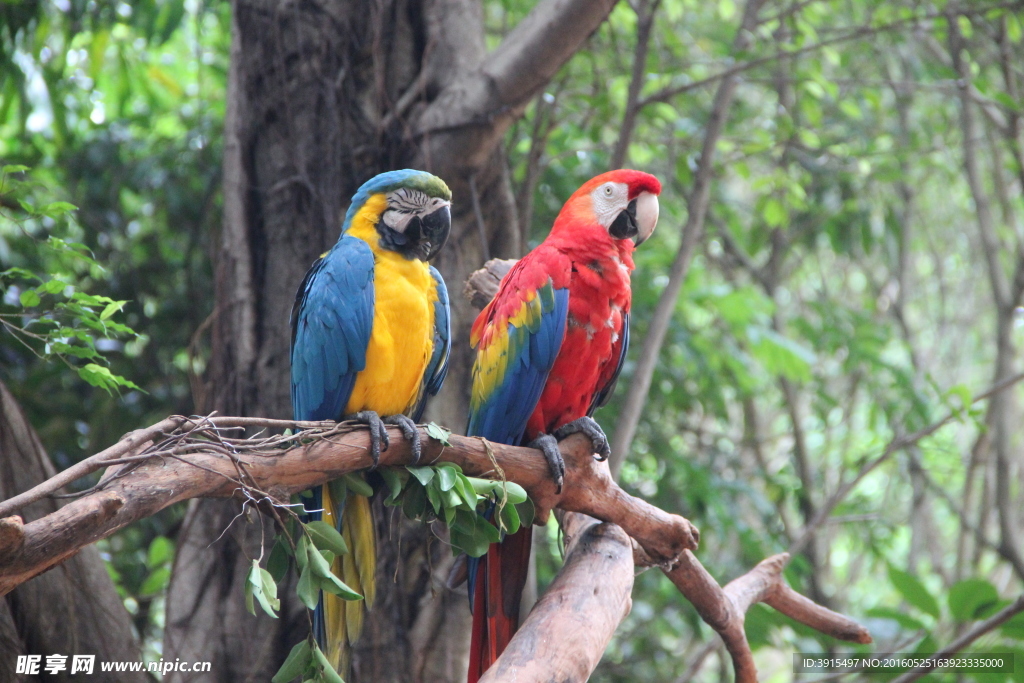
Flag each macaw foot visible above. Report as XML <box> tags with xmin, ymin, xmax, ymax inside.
<box><xmin>383</xmin><ymin>414</ymin><xmax>422</xmax><ymax>464</ymax></box>
<box><xmin>345</xmin><ymin>410</ymin><xmax>389</xmax><ymax>467</ymax></box>
<box><xmin>527</xmin><ymin>433</ymin><xmax>565</xmax><ymax>494</ymax></box>
<box><xmin>553</xmin><ymin>416</ymin><xmax>611</xmax><ymax>461</ymax></box>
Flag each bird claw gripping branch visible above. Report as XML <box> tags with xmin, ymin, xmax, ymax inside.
<box><xmin>553</xmin><ymin>416</ymin><xmax>611</xmax><ymax>461</ymax></box>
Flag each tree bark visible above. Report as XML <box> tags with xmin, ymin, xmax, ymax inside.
<box><xmin>169</xmin><ymin>2</ymin><xmax>621</xmax><ymax>677</ymax></box>
<box><xmin>0</xmin><ymin>380</ymin><xmax>145</xmax><ymax>683</ymax></box>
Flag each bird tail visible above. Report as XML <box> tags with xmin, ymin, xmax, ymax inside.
<box><xmin>467</xmin><ymin>526</ymin><xmax>532</xmax><ymax>682</ymax></box>
<box><xmin>313</xmin><ymin>481</ymin><xmax>377</xmax><ymax>676</ymax></box>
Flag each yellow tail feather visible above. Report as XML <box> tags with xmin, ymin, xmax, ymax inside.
<box><xmin>320</xmin><ymin>484</ymin><xmax>376</xmax><ymax>674</ymax></box>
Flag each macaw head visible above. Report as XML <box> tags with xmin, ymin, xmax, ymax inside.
<box><xmin>342</xmin><ymin>169</ymin><xmax>453</xmax><ymax>261</ymax></box>
<box><xmin>555</xmin><ymin>169</ymin><xmax>661</xmax><ymax>246</ymax></box>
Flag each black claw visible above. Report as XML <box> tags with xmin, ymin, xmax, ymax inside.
<box><xmin>528</xmin><ymin>433</ymin><xmax>565</xmax><ymax>493</ymax></box>
<box><xmin>553</xmin><ymin>417</ymin><xmax>611</xmax><ymax>461</ymax></box>
<box><xmin>384</xmin><ymin>415</ymin><xmax>422</xmax><ymax>463</ymax></box>
<box><xmin>348</xmin><ymin>411</ymin><xmax>388</xmax><ymax>467</ymax></box>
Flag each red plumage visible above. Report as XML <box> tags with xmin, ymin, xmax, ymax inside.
<box><xmin>468</xmin><ymin>170</ymin><xmax>661</xmax><ymax>681</ymax></box>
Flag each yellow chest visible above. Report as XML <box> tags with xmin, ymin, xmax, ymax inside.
<box><xmin>344</xmin><ymin>205</ymin><xmax>437</xmax><ymax>416</ymax></box>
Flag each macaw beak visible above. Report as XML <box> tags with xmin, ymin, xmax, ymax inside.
<box><xmin>633</xmin><ymin>192</ymin><xmax>659</xmax><ymax>246</ymax></box>
<box><xmin>405</xmin><ymin>204</ymin><xmax>451</xmax><ymax>261</ymax></box>
<box><xmin>609</xmin><ymin>192</ymin><xmax>659</xmax><ymax>246</ymax></box>
<box><xmin>421</xmin><ymin>204</ymin><xmax>451</xmax><ymax>260</ymax></box>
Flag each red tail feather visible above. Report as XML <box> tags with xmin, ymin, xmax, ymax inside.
<box><xmin>467</xmin><ymin>527</ymin><xmax>533</xmax><ymax>681</ymax></box>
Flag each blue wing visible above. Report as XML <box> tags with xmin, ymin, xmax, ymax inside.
<box><xmin>290</xmin><ymin>235</ymin><xmax>375</xmax><ymax>421</ymax></box>
<box><xmin>412</xmin><ymin>266</ymin><xmax>451</xmax><ymax>422</ymax></box>
<box><xmin>466</xmin><ymin>281</ymin><xmax>570</xmax><ymax>446</ymax></box>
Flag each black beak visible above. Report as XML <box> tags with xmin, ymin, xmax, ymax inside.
<box><xmin>415</xmin><ymin>204</ymin><xmax>451</xmax><ymax>261</ymax></box>
<box><xmin>379</xmin><ymin>204</ymin><xmax>452</xmax><ymax>260</ymax></box>
<box><xmin>609</xmin><ymin>199</ymin><xmax>639</xmax><ymax>242</ymax></box>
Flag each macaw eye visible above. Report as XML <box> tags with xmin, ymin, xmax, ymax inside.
<box><xmin>603</xmin><ymin>185</ymin><xmax>614</xmax><ymax>197</ymax></box>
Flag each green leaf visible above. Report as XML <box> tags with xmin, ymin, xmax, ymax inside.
<box><xmin>762</xmin><ymin>197</ymin><xmax>787</xmax><ymax>228</ymax></box>
<box><xmin>454</xmin><ymin>474</ymin><xmax>479</xmax><ymax>509</ymax></box>
<box><xmin>19</xmin><ymin>290</ymin><xmax>40</xmax><ymax>307</ymax></box>
<box><xmin>516</xmin><ymin>499</ymin><xmax>535</xmax><ymax>529</ymax></box>
<box><xmin>305</xmin><ymin>540</ymin><xmax>335</xmax><ymax>580</ymax></box>
<box><xmin>77</xmin><ymin>363</ymin><xmax>143</xmax><ymax>393</ymax></box>
<box><xmin>139</xmin><ymin>566</ymin><xmax>170</xmax><ymax>596</ymax></box>
<box><xmin>312</xmin><ymin>643</ymin><xmax>345</xmax><ymax>683</ymax></box>
<box><xmin>268</xmin><ymin>537</ymin><xmax>291</xmax><ymax>582</ymax></box>
<box><xmin>317</xmin><ymin>569</ymin><xmax>363</xmax><ymax>602</ymax></box>
<box><xmin>342</xmin><ymin>473</ymin><xmax>373</xmax><ymax>497</ymax></box>
<box><xmin>499</xmin><ymin>499</ymin><xmax>521</xmax><ymax>534</ymax></box>
<box><xmin>147</xmin><ymin>536</ymin><xmax>174</xmax><ymax>568</ymax></box>
<box><xmin>407</xmin><ymin>466</ymin><xmax>435</xmax><ymax>486</ymax></box>
<box><xmin>273</xmin><ymin>639</ymin><xmax>312</xmax><ymax>683</ymax></box>
<box><xmin>437</xmin><ymin>466</ymin><xmax>458</xmax><ymax>492</ymax></box>
<box><xmin>380</xmin><ymin>468</ymin><xmax>407</xmax><ymax>504</ymax></box>
<box><xmin>426</xmin><ymin>479</ymin><xmax>442</xmax><ymax>514</ymax></box>
<box><xmin>1001</xmin><ymin>611</ymin><xmax>1024</xmax><ymax>640</ymax></box>
<box><xmin>38</xmin><ymin>279</ymin><xmax>66</xmax><ymax>295</ymax></box>
<box><xmin>305</xmin><ymin>520</ymin><xmax>349</xmax><ymax>556</ymax></box>
<box><xmin>501</xmin><ymin>482</ymin><xmax>528</xmax><ymax>505</ymax></box>
<box><xmin>402</xmin><ymin>482</ymin><xmax>427</xmax><ymax>519</ymax></box>
<box><xmin>450</xmin><ymin>510</ymin><xmax>492</xmax><ymax>558</ymax></box>
<box><xmin>245</xmin><ymin>575</ymin><xmax>255</xmax><ymax>616</ymax></box>
<box><xmin>426</xmin><ymin>422</ymin><xmax>452</xmax><ymax>446</ymax></box>
<box><xmin>468</xmin><ymin>478</ymin><xmax>501</xmax><ymax>497</ymax></box>
<box><xmin>100</xmin><ymin>300</ymin><xmax>127</xmax><ymax>320</ymax></box>
<box><xmin>296</xmin><ymin>564</ymin><xmax>319</xmax><ymax>610</ymax></box>
<box><xmin>40</xmin><ymin>200</ymin><xmax>77</xmax><ymax>217</ymax></box>
<box><xmin>295</xmin><ymin>534</ymin><xmax>310</xmax><ymax>573</ymax></box>
<box><xmin>949</xmin><ymin>578</ymin><xmax>1000</xmax><ymax>621</ymax></box>
<box><xmin>888</xmin><ymin>564</ymin><xmax>940</xmax><ymax>619</ymax></box>
<box><xmin>248</xmin><ymin>560</ymin><xmax>280</xmax><ymax>618</ymax></box>
<box><xmin>1</xmin><ymin>164</ymin><xmax>29</xmax><ymax>174</ymax></box>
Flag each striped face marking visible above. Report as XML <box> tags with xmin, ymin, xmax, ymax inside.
<box><xmin>382</xmin><ymin>188</ymin><xmax>451</xmax><ymax>233</ymax></box>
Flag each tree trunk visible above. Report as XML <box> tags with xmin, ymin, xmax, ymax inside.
<box><xmin>165</xmin><ymin>0</ymin><xmax>618</xmax><ymax>680</ymax></box>
<box><xmin>0</xmin><ymin>380</ymin><xmax>145</xmax><ymax>683</ymax></box>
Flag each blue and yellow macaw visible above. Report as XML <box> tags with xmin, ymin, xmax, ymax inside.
<box><xmin>289</xmin><ymin>169</ymin><xmax>453</xmax><ymax>673</ymax></box>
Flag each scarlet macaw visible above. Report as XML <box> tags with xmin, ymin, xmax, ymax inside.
<box><xmin>465</xmin><ymin>169</ymin><xmax>661</xmax><ymax>680</ymax></box>
<box><xmin>290</xmin><ymin>169</ymin><xmax>453</xmax><ymax>673</ymax></box>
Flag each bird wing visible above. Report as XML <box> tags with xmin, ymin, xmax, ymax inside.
<box><xmin>411</xmin><ymin>265</ymin><xmax>452</xmax><ymax>422</ymax></box>
<box><xmin>466</xmin><ymin>254</ymin><xmax>571</xmax><ymax>445</ymax></box>
<box><xmin>587</xmin><ymin>310</ymin><xmax>630</xmax><ymax>415</ymax></box>
<box><xmin>290</xmin><ymin>234</ymin><xmax>376</xmax><ymax>422</ymax></box>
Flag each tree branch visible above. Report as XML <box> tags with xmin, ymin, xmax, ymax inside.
<box><xmin>0</xmin><ymin>406</ymin><xmax>871</xmax><ymax>682</ymax></box>
<box><xmin>416</xmin><ymin>0</ymin><xmax>619</xmax><ymax>172</ymax></box>
<box><xmin>0</xmin><ymin>418</ymin><xmax>698</xmax><ymax>596</ymax></box>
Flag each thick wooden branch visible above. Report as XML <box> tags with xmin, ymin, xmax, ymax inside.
<box><xmin>417</xmin><ymin>0</ymin><xmax>618</xmax><ymax>170</ymax></box>
<box><xmin>664</xmin><ymin>552</ymin><xmax>870</xmax><ymax>683</ymax></box>
<box><xmin>0</xmin><ymin>418</ymin><xmax>697</xmax><ymax>595</ymax></box>
<box><xmin>480</xmin><ymin>513</ymin><xmax>634</xmax><ymax>682</ymax></box>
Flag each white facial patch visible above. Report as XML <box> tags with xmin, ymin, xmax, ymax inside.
<box><xmin>382</xmin><ymin>188</ymin><xmax>450</xmax><ymax>233</ymax></box>
<box><xmin>590</xmin><ymin>182</ymin><xmax>630</xmax><ymax>228</ymax></box>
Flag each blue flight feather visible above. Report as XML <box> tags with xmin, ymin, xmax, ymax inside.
<box><xmin>412</xmin><ymin>266</ymin><xmax>451</xmax><ymax>422</ymax></box>
<box><xmin>465</xmin><ymin>285</ymin><xmax>569</xmax><ymax>446</ymax></box>
<box><xmin>290</xmin><ymin>234</ymin><xmax>375</xmax><ymax>422</ymax></box>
